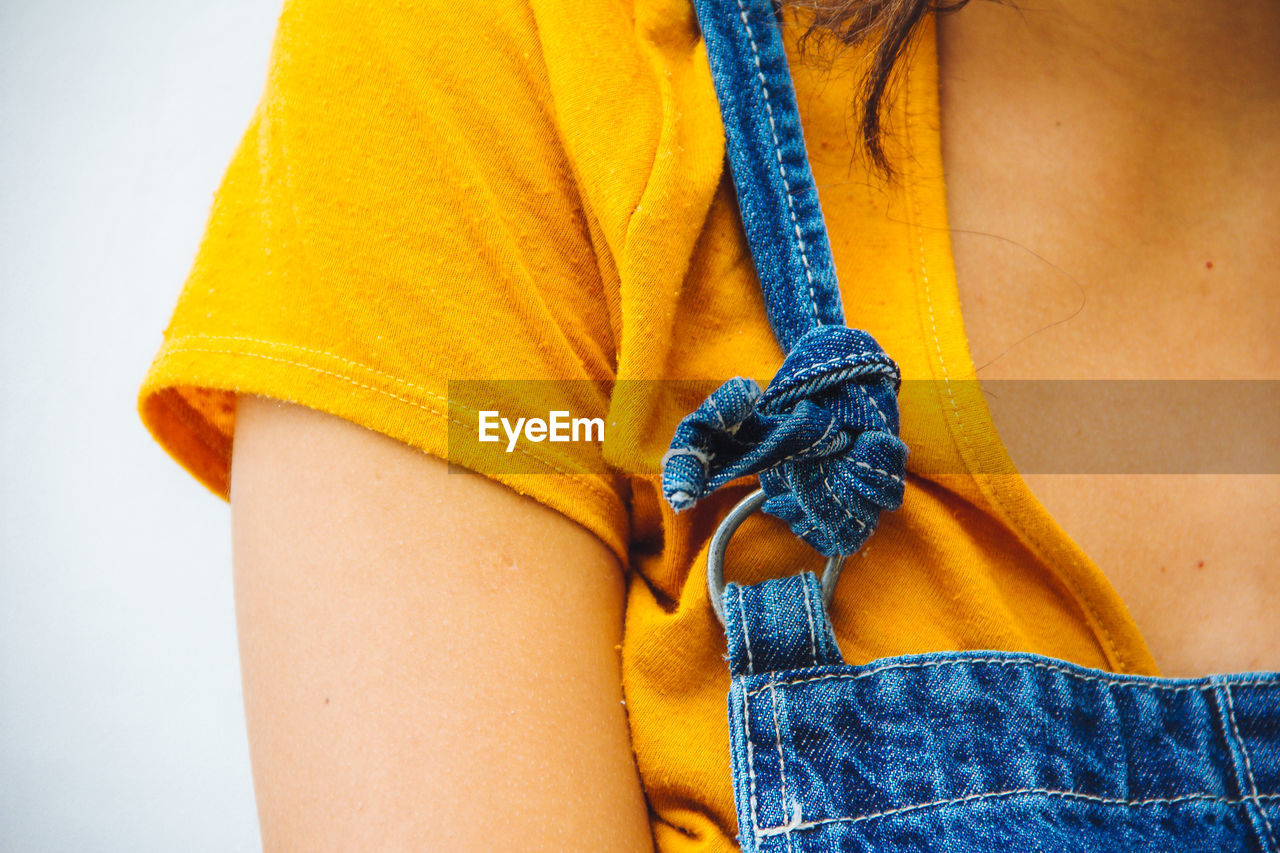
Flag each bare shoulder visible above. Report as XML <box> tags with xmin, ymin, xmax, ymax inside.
<box><xmin>229</xmin><ymin>394</ymin><xmax>653</xmax><ymax>852</ymax></box>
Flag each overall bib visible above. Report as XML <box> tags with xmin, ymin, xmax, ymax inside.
<box><xmin>662</xmin><ymin>1</ymin><xmax>1280</xmax><ymax>850</ymax></box>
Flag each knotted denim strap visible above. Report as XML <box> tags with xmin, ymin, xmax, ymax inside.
<box><xmin>666</xmin><ymin>0</ymin><xmax>907</xmax><ymax>555</ymax></box>
<box><xmin>664</xmin><ymin>326</ymin><xmax>906</xmax><ymax>555</ymax></box>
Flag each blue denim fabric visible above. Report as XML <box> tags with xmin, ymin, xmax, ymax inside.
<box><xmin>662</xmin><ymin>326</ymin><xmax>906</xmax><ymax>555</ymax></box>
<box><xmin>662</xmin><ymin>0</ymin><xmax>908</xmax><ymax>556</ymax></box>
<box><xmin>723</xmin><ymin>574</ymin><xmax>1280</xmax><ymax>852</ymax></box>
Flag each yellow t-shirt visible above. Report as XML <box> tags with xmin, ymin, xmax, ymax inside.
<box><xmin>137</xmin><ymin>0</ymin><xmax>1159</xmax><ymax>849</ymax></box>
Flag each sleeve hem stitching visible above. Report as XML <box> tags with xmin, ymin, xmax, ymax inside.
<box><xmin>154</xmin><ymin>335</ymin><xmax>624</xmax><ymax>509</ymax></box>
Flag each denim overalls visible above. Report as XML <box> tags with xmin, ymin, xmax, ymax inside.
<box><xmin>661</xmin><ymin>1</ymin><xmax>1280</xmax><ymax>850</ymax></box>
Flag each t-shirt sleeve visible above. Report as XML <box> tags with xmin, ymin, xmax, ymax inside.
<box><xmin>137</xmin><ymin>0</ymin><xmax>629</xmax><ymax>562</ymax></box>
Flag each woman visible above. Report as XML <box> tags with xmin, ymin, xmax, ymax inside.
<box><xmin>138</xmin><ymin>0</ymin><xmax>1279</xmax><ymax>849</ymax></box>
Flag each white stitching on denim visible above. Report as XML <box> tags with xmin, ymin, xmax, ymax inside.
<box><xmin>775</xmin><ymin>354</ymin><xmax>897</xmax><ymax>385</ymax></box>
<box><xmin>744</xmin><ymin>656</ymin><xmax>1280</xmax><ymax>698</ymax></box>
<box><xmin>854</xmin><ymin>460</ymin><xmax>903</xmax><ymax>484</ymax></box>
<box><xmin>707</xmin><ymin>393</ymin><xmax>729</xmax><ymax>429</ymax></box>
<box><xmin>737</xmin><ymin>590</ymin><xmax>762</xmax><ymax>838</ymax></box>
<box><xmin>767</xmin><ymin>679</ymin><xmax>796</xmax><ymax>851</ymax></box>
<box><xmin>742</xmin><ymin>688</ymin><xmax>762</xmax><ymax>838</ymax></box>
<box><xmin>771</xmin><ymin>416</ymin><xmax>840</xmax><ymax>468</ymax></box>
<box><xmin>865</xmin><ymin>390</ymin><xmax>889</xmax><ymax>430</ymax></box>
<box><xmin>821</xmin><ymin>461</ymin><xmax>865</xmax><ymax>532</ymax></box>
<box><xmin>661</xmin><ymin>447</ymin><xmax>712</xmax><ymax>470</ymax></box>
<box><xmin>753</xmin><ymin>787</ymin><xmax>1280</xmax><ymax>835</ymax></box>
<box><xmin>736</xmin><ymin>586</ymin><xmax>756</xmax><ymax>673</ymax></box>
<box><xmin>1223</xmin><ymin>684</ymin><xmax>1278</xmax><ymax>851</ymax></box>
<box><xmin>799</xmin><ymin>575</ymin><xmax>818</xmax><ymax>666</ymax></box>
<box><xmin>733</xmin><ymin>0</ymin><xmax>819</xmax><ymax>327</ymax></box>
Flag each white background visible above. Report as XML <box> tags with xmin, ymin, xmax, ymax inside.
<box><xmin>2</xmin><ymin>2</ymin><xmax>284</xmax><ymax>849</ymax></box>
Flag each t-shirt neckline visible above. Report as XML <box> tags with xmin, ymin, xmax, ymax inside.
<box><xmin>892</xmin><ymin>15</ymin><xmax>1161</xmax><ymax>675</ymax></box>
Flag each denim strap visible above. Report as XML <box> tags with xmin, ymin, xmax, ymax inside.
<box><xmin>691</xmin><ymin>0</ymin><xmax>842</xmax><ymax>350</ymax></box>
<box><xmin>662</xmin><ymin>0</ymin><xmax>908</xmax><ymax>556</ymax></box>
<box><xmin>723</xmin><ymin>573</ymin><xmax>845</xmax><ymax>677</ymax></box>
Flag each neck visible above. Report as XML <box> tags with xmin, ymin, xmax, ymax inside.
<box><xmin>933</xmin><ymin>0</ymin><xmax>1280</xmax><ymax>381</ymax></box>
<box><xmin>942</xmin><ymin>0</ymin><xmax>1280</xmax><ymax>119</ymax></box>
<box><xmin>937</xmin><ymin>0</ymin><xmax>1280</xmax><ymax>230</ymax></box>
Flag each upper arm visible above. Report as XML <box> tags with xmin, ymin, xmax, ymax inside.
<box><xmin>229</xmin><ymin>394</ymin><xmax>653</xmax><ymax>852</ymax></box>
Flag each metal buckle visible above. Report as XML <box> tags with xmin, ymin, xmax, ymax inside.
<box><xmin>705</xmin><ymin>488</ymin><xmax>847</xmax><ymax>626</ymax></box>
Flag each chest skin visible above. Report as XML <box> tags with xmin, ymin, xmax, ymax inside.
<box><xmin>933</xmin><ymin>5</ymin><xmax>1280</xmax><ymax>676</ymax></box>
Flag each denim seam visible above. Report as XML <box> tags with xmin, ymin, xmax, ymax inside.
<box><xmin>707</xmin><ymin>392</ymin><xmax>729</xmax><ymax>429</ymax></box>
<box><xmin>866</xmin><ymin>391</ymin><xmax>886</xmax><ymax>430</ymax></box>
<box><xmin>736</xmin><ymin>586</ymin><xmax>756</xmax><ymax>673</ymax></box>
<box><xmin>752</xmin><ymin>787</ymin><xmax>1280</xmax><ymax>836</ymax></box>
<box><xmin>730</xmin><ymin>0</ymin><xmax>819</xmax><ymax>327</ymax></box>
<box><xmin>767</xmin><ymin>419</ymin><xmax>855</xmax><ymax>531</ymax></box>
<box><xmin>800</xmin><ymin>577</ymin><xmax>818</xmax><ymax>666</ymax></box>
<box><xmin>1223</xmin><ymin>684</ymin><xmax>1278</xmax><ymax>851</ymax></box>
<box><xmin>661</xmin><ymin>446</ymin><xmax>712</xmax><ymax>473</ymax></box>
<box><xmin>767</xmin><ymin>680</ymin><xmax>796</xmax><ymax>851</ymax></box>
<box><xmin>768</xmin><ymin>355</ymin><xmax>895</xmax><ymax>389</ymax></box>
<box><xmin>855</xmin><ymin>459</ymin><xmax>903</xmax><ymax>484</ymax></box>
<box><xmin>744</xmin><ymin>657</ymin><xmax>1280</xmax><ymax>698</ymax></box>
<box><xmin>736</xmin><ymin>587</ymin><xmax>763</xmax><ymax>841</ymax></box>
<box><xmin>781</xmin><ymin>415</ymin><xmax>841</xmax><ymax>466</ymax></box>
<box><xmin>742</xmin><ymin>684</ymin><xmax>761</xmax><ymax>841</ymax></box>
<box><xmin>821</xmin><ymin>460</ymin><xmax>859</xmax><ymax>533</ymax></box>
